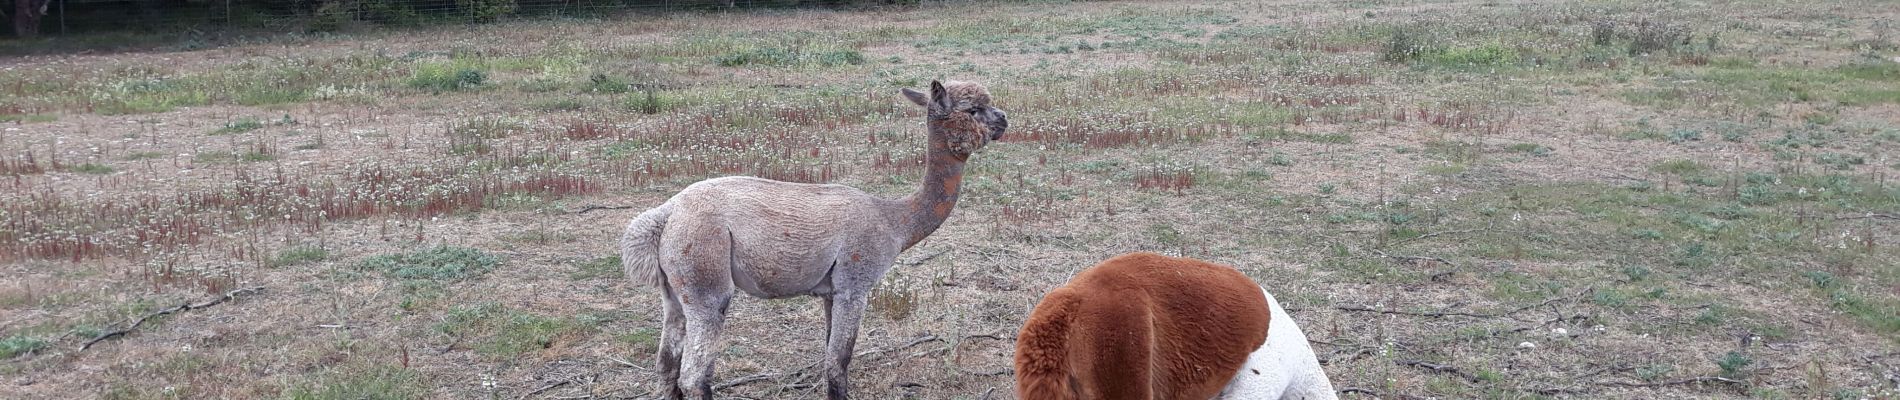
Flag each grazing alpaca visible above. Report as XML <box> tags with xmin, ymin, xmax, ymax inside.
<box><xmin>1217</xmin><ymin>289</ymin><xmax>1338</xmax><ymax>400</ymax></box>
<box><xmin>1016</xmin><ymin>252</ymin><xmax>1271</xmax><ymax>400</ymax></box>
<box><xmin>1017</xmin><ymin>252</ymin><xmax>1339</xmax><ymax>400</ymax></box>
<box><xmin>621</xmin><ymin>80</ymin><xmax>1007</xmax><ymax>400</ymax></box>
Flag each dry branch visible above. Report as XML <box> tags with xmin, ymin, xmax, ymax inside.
<box><xmin>1602</xmin><ymin>376</ymin><xmax>1746</xmax><ymax>387</ymax></box>
<box><xmin>1338</xmin><ymin>386</ymin><xmax>1427</xmax><ymax>399</ymax></box>
<box><xmin>517</xmin><ymin>380</ymin><xmax>570</xmax><ymax>400</ymax></box>
<box><xmin>714</xmin><ymin>333</ymin><xmax>945</xmax><ymax>391</ymax></box>
<box><xmin>605</xmin><ymin>355</ymin><xmax>642</xmax><ymax>370</ymax></box>
<box><xmin>1371</xmin><ymin>249</ymin><xmax>1455</xmax><ymax>268</ymax></box>
<box><xmin>80</xmin><ymin>286</ymin><xmax>265</xmax><ymax>351</ymax></box>
<box><xmin>895</xmin><ymin>249</ymin><xmax>950</xmax><ymax>266</ymax></box>
<box><xmin>1383</xmin><ymin>228</ymin><xmax>1483</xmax><ymax>247</ymax></box>
<box><xmin>1836</xmin><ymin>213</ymin><xmax>1899</xmax><ymax>221</ymax></box>
<box><xmin>1337</xmin><ymin>287</ymin><xmax>1591</xmax><ymax>321</ymax></box>
<box><xmin>853</xmin><ymin>334</ymin><xmax>943</xmax><ymax>360</ymax></box>
<box><xmin>713</xmin><ymin>373</ymin><xmax>778</xmax><ymax>391</ymax></box>
<box><xmin>574</xmin><ymin>205</ymin><xmax>635</xmax><ymax>214</ymax></box>
<box><xmin>1397</xmin><ymin>360</ymin><xmax>1481</xmax><ymax>383</ymax></box>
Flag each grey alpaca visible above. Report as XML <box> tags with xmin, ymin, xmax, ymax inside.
<box><xmin>621</xmin><ymin>80</ymin><xmax>1008</xmax><ymax>400</ymax></box>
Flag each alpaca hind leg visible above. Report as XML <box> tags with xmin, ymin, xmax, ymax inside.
<box><xmin>677</xmin><ymin>295</ymin><xmax>730</xmax><ymax>400</ymax></box>
<box><xmin>821</xmin><ymin>293</ymin><xmax>868</xmax><ymax>400</ymax></box>
<box><xmin>655</xmin><ymin>283</ymin><xmax>687</xmax><ymax>400</ymax></box>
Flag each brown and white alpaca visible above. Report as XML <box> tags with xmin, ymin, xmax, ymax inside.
<box><xmin>1016</xmin><ymin>252</ymin><xmax>1337</xmax><ymax>400</ymax></box>
<box><xmin>621</xmin><ymin>80</ymin><xmax>1007</xmax><ymax>400</ymax></box>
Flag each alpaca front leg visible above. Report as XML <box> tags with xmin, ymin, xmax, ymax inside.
<box><xmin>821</xmin><ymin>293</ymin><xmax>869</xmax><ymax>400</ymax></box>
<box><xmin>655</xmin><ymin>285</ymin><xmax>687</xmax><ymax>400</ymax></box>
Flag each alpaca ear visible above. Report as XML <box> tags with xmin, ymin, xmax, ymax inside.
<box><xmin>901</xmin><ymin>88</ymin><xmax>930</xmax><ymax>107</ymax></box>
<box><xmin>928</xmin><ymin>80</ymin><xmax>951</xmax><ymax>110</ymax></box>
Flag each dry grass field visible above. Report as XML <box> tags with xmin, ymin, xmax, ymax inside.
<box><xmin>2</xmin><ymin>0</ymin><xmax>1898</xmax><ymax>399</ymax></box>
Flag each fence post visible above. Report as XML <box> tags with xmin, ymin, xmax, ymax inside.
<box><xmin>59</xmin><ymin>0</ymin><xmax>66</xmax><ymax>35</ymax></box>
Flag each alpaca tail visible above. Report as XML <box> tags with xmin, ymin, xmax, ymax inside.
<box><xmin>621</xmin><ymin>202</ymin><xmax>673</xmax><ymax>288</ymax></box>
<box><xmin>1015</xmin><ymin>288</ymin><xmax>1081</xmax><ymax>400</ymax></box>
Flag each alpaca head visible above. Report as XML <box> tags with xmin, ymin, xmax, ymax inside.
<box><xmin>902</xmin><ymin>80</ymin><xmax>1007</xmax><ymax>155</ymax></box>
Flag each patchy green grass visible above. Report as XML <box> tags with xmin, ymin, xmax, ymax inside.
<box><xmin>1409</xmin><ymin>169</ymin><xmax>1899</xmax><ymax>340</ymax></box>
<box><xmin>1507</xmin><ymin>143</ymin><xmax>1553</xmax><ymax>157</ymax></box>
<box><xmin>66</xmin><ymin>163</ymin><xmax>115</xmax><ymax>174</ymax></box>
<box><xmin>270</xmin><ymin>245</ymin><xmax>329</xmax><ymax>267</ymax></box>
<box><xmin>434</xmin><ymin>303</ymin><xmax>589</xmax><ymax>358</ymax></box>
<box><xmin>356</xmin><ymin>246</ymin><xmax>502</xmax><ymax>282</ymax></box>
<box><xmin>280</xmin><ymin>364</ymin><xmax>425</xmax><ymax>400</ymax></box>
<box><xmin>210</xmin><ymin>117</ymin><xmax>265</xmax><ymax>135</ymax></box>
<box><xmin>570</xmin><ymin>255</ymin><xmax>622</xmax><ymax>280</ymax></box>
<box><xmin>121</xmin><ymin>151</ymin><xmax>169</xmax><ymax>161</ymax></box>
<box><xmin>0</xmin><ymin>114</ymin><xmax>57</xmax><ymax>123</ymax></box>
<box><xmin>716</xmin><ymin>47</ymin><xmax>865</xmax><ymax>68</ymax></box>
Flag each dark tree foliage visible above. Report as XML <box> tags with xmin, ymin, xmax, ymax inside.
<box><xmin>3</xmin><ymin>0</ymin><xmax>913</xmax><ymax>37</ymax></box>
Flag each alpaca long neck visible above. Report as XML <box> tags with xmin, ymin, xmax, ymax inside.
<box><xmin>898</xmin><ymin>134</ymin><xmax>966</xmax><ymax>250</ymax></box>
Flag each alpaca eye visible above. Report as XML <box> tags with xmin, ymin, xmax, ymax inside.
<box><xmin>968</xmin><ymin>107</ymin><xmax>984</xmax><ymax>114</ymax></box>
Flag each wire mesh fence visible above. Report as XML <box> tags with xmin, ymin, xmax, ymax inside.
<box><xmin>5</xmin><ymin>0</ymin><xmax>908</xmax><ymax>38</ymax></box>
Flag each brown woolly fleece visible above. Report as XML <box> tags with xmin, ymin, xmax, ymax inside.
<box><xmin>1016</xmin><ymin>252</ymin><xmax>1271</xmax><ymax>400</ymax></box>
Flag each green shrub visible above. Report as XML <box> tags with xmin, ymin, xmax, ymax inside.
<box><xmin>1382</xmin><ymin>29</ymin><xmax>1427</xmax><ymax>63</ymax></box>
<box><xmin>408</xmin><ymin>63</ymin><xmax>487</xmax><ymax>92</ymax></box>
<box><xmin>457</xmin><ymin>0</ymin><xmax>518</xmax><ymax>22</ymax></box>
<box><xmin>1267</xmin><ymin>152</ymin><xmax>1294</xmax><ymax>166</ymax></box>
<box><xmin>1715</xmin><ymin>351</ymin><xmax>1752</xmax><ymax>378</ymax></box>
<box><xmin>0</xmin><ymin>335</ymin><xmax>48</xmax><ymax>359</ymax></box>
<box><xmin>623</xmin><ymin>89</ymin><xmax>674</xmax><ymax>114</ymax></box>
<box><xmin>1628</xmin><ymin>19</ymin><xmax>1691</xmax><ymax>56</ymax></box>
<box><xmin>586</xmin><ymin>73</ymin><xmax>635</xmax><ymax>94</ymax></box>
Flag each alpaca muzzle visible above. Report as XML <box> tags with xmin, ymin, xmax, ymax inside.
<box><xmin>989</xmin><ymin>109</ymin><xmax>1009</xmax><ymax>141</ymax></box>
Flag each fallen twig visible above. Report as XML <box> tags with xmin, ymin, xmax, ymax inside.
<box><xmin>1336</xmin><ymin>305</ymin><xmax>1505</xmax><ymax>319</ymax></box>
<box><xmin>518</xmin><ymin>380</ymin><xmax>570</xmax><ymax>400</ymax></box>
<box><xmin>1836</xmin><ymin>213</ymin><xmax>1898</xmax><ymax>221</ymax></box>
<box><xmin>1384</xmin><ymin>229</ymin><xmax>1483</xmax><ymax>247</ymax></box>
<box><xmin>715</xmin><ymin>334</ymin><xmax>945</xmax><ymax>391</ymax></box>
<box><xmin>971</xmin><ymin>368</ymin><xmax>1013</xmax><ymax>377</ymax></box>
<box><xmin>1603</xmin><ymin>172</ymin><xmax>1652</xmax><ymax>183</ymax></box>
<box><xmin>854</xmin><ymin>334</ymin><xmax>943</xmax><ymax>359</ymax></box>
<box><xmin>1602</xmin><ymin>376</ymin><xmax>1746</xmax><ymax>387</ymax></box>
<box><xmin>605</xmin><ymin>355</ymin><xmax>642</xmax><ymax>370</ymax></box>
<box><xmin>1371</xmin><ymin>249</ymin><xmax>1456</xmax><ymax>268</ymax></box>
<box><xmin>1397</xmin><ymin>360</ymin><xmax>1481</xmax><ymax>383</ymax></box>
<box><xmin>81</xmin><ymin>287</ymin><xmax>264</xmax><ymax>351</ymax></box>
<box><xmin>895</xmin><ymin>249</ymin><xmax>950</xmax><ymax>266</ymax></box>
<box><xmin>1337</xmin><ymin>287</ymin><xmax>1591</xmax><ymax>321</ymax></box>
<box><xmin>713</xmin><ymin>373</ymin><xmax>779</xmax><ymax>391</ymax></box>
<box><xmin>575</xmin><ymin>205</ymin><xmax>635</xmax><ymax>214</ymax></box>
<box><xmin>978</xmin><ymin>387</ymin><xmax>997</xmax><ymax>400</ymax></box>
<box><xmin>1338</xmin><ymin>386</ymin><xmax>1426</xmax><ymax>399</ymax></box>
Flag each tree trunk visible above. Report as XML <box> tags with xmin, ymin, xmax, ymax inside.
<box><xmin>12</xmin><ymin>0</ymin><xmax>49</xmax><ymax>38</ymax></box>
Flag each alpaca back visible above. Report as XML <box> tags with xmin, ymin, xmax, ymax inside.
<box><xmin>1017</xmin><ymin>252</ymin><xmax>1271</xmax><ymax>400</ymax></box>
